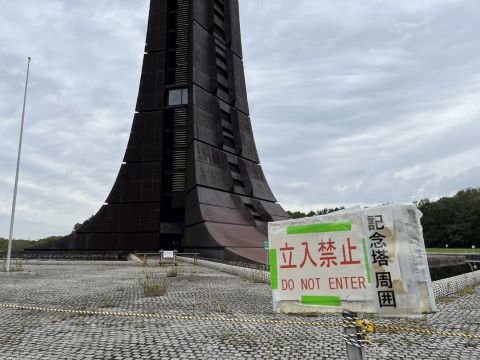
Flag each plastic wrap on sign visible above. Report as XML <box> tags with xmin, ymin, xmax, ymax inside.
<box><xmin>268</xmin><ymin>204</ymin><xmax>436</xmax><ymax>317</ymax></box>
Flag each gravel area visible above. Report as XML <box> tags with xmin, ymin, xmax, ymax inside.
<box><xmin>0</xmin><ymin>261</ymin><xmax>478</xmax><ymax>359</ymax></box>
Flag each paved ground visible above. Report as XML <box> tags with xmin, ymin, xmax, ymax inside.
<box><xmin>0</xmin><ymin>260</ymin><xmax>478</xmax><ymax>359</ymax></box>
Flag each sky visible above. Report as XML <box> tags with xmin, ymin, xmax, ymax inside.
<box><xmin>1</xmin><ymin>0</ymin><xmax>479</xmax><ymax>239</ymax></box>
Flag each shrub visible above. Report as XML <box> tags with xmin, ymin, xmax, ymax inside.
<box><xmin>166</xmin><ymin>266</ymin><xmax>178</xmax><ymax>277</ymax></box>
<box><xmin>142</xmin><ymin>271</ymin><xmax>167</xmax><ymax>297</ymax></box>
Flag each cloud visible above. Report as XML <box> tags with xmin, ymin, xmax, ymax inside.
<box><xmin>0</xmin><ymin>0</ymin><xmax>148</xmax><ymax>238</ymax></box>
<box><xmin>0</xmin><ymin>0</ymin><xmax>479</xmax><ymax>238</ymax></box>
<box><xmin>241</xmin><ymin>0</ymin><xmax>480</xmax><ymax>210</ymax></box>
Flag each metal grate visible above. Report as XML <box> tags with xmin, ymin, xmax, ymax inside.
<box><xmin>175</xmin><ymin>0</ymin><xmax>190</xmax><ymax>84</ymax></box>
<box><xmin>172</xmin><ymin>108</ymin><xmax>188</xmax><ymax>192</ymax></box>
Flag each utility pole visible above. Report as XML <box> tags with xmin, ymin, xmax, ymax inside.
<box><xmin>6</xmin><ymin>57</ymin><xmax>31</xmax><ymax>272</ymax></box>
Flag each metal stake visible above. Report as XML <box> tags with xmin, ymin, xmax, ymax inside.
<box><xmin>343</xmin><ymin>310</ymin><xmax>364</xmax><ymax>360</ymax></box>
<box><xmin>6</xmin><ymin>57</ymin><xmax>31</xmax><ymax>272</ymax></box>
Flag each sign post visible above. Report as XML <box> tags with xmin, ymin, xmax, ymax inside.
<box><xmin>269</xmin><ymin>204</ymin><xmax>436</xmax><ymax>359</ymax></box>
<box><xmin>160</xmin><ymin>250</ymin><xmax>176</xmax><ymax>265</ymax></box>
<box><xmin>264</xmin><ymin>240</ymin><xmax>269</xmax><ymax>272</ymax></box>
<box><xmin>342</xmin><ymin>311</ymin><xmax>365</xmax><ymax>360</ymax></box>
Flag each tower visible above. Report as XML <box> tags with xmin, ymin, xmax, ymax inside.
<box><xmin>37</xmin><ymin>0</ymin><xmax>289</xmax><ymax>264</ymax></box>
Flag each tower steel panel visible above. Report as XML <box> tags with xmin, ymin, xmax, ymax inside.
<box><xmin>34</xmin><ymin>0</ymin><xmax>289</xmax><ymax>264</ymax></box>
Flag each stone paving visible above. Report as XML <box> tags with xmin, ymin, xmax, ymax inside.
<box><xmin>0</xmin><ymin>260</ymin><xmax>478</xmax><ymax>359</ymax></box>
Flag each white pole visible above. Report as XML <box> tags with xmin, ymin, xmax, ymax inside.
<box><xmin>6</xmin><ymin>57</ymin><xmax>31</xmax><ymax>272</ymax></box>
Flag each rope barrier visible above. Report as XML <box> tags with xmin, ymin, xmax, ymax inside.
<box><xmin>1</xmin><ymin>303</ymin><xmax>479</xmax><ymax>340</ymax></box>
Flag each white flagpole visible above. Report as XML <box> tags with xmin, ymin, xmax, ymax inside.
<box><xmin>6</xmin><ymin>57</ymin><xmax>31</xmax><ymax>272</ymax></box>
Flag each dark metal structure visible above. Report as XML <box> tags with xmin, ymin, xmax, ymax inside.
<box><xmin>35</xmin><ymin>0</ymin><xmax>289</xmax><ymax>263</ymax></box>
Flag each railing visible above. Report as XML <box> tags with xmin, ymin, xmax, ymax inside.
<box><xmin>466</xmin><ymin>254</ymin><xmax>480</xmax><ymax>265</ymax></box>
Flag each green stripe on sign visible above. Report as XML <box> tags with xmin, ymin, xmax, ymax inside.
<box><xmin>300</xmin><ymin>296</ymin><xmax>341</xmax><ymax>307</ymax></box>
<box><xmin>287</xmin><ymin>221</ymin><xmax>352</xmax><ymax>235</ymax></box>
<box><xmin>269</xmin><ymin>249</ymin><xmax>278</xmax><ymax>289</ymax></box>
<box><xmin>362</xmin><ymin>238</ymin><xmax>372</xmax><ymax>284</ymax></box>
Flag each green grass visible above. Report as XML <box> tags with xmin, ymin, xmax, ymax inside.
<box><xmin>166</xmin><ymin>266</ymin><xmax>178</xmax><ymax>277</ymax></box>
<box><xmin>426</xmin><ymin>248</ymin><xmax>479</xmax><ymax>254</ymax></box>
<box><xmin>1</xmin><ymin>258</ymin><xmax>24</xmax><ymax>272</ymax></box>
<box><xmin>239</xmin><ymin>269</ymin><xmax>268</xmax><ymax>283</ymax></box>
<box><xmin>141</xmin><ymin>271</ymin><xmax>167</xmax><ymax>297</ymax></box>
<box><xmin>0</xmin><ymin>236</ymin><xmax>62</xmax><ymax>252</ymax></box>
<box><xmin>99</xmin><ymin>297</ymin><xmax>119</xmax><ymax>308</ymax></box>
<box><xmin>436</xmin><ymin>284</ymin><xmax>478</xmax><ymax>303</ymax></box>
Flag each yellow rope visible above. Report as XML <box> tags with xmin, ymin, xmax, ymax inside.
<box><xmin>1</xmin><ymin>303</ymin><xmax>479</xmax><ymax>340</ymax></box>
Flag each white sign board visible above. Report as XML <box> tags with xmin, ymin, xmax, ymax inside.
<box><xmin>163</xmin><ymin>251</ymin><xmax>175</xmax><ymax>259</ymax></box>
<box><xmin>268</xmin><ymin>204</ymin><xmax>436</xmax><ymax>317</ymax></box>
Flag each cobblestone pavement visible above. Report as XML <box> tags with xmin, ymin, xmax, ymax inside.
<box><xmin>0</xmin><ymin>261</ymin><xmax>478</xmax><ymax>359</ymax></box>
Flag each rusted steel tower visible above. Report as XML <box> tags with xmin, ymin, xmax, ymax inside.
<box><xmin>38</xmin><ymin>0</ymin><xmax>289</xmax><ymax>263</ymax></box>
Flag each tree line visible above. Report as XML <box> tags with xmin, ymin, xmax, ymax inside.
<box><xmin>287</xmin><ymin>207</ymin><xmax>346</xmax><ymax>219</ymax></box>
<box><xmin>416</xmin><ymin>188</ymin><xmax>479</xmax><ymax>248</ymax></box>
<box><xmin>287</xmin><ymin>188</ymin><xmax>479</xmax><ymax>248</ymax></box>
<box><xmin>0</xmin><ymin>236</ymin><xmax>62</xmax><ymax>252</ymax></box>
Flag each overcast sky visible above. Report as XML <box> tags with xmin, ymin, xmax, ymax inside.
<box><xmin>1</xmin><ymin>0</ymin><xmax>479</xmax><ymax>239</ymax></box>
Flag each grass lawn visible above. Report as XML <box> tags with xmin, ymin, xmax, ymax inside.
<box><xmin>0</xmin><ymin>236</ymin><xmax>62</xmax><ymax>252</ymax></box>
<box><xmin>426</xmin><ymin>248</ymin><xmax>479</xmax><ymax>254</ymax></box>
